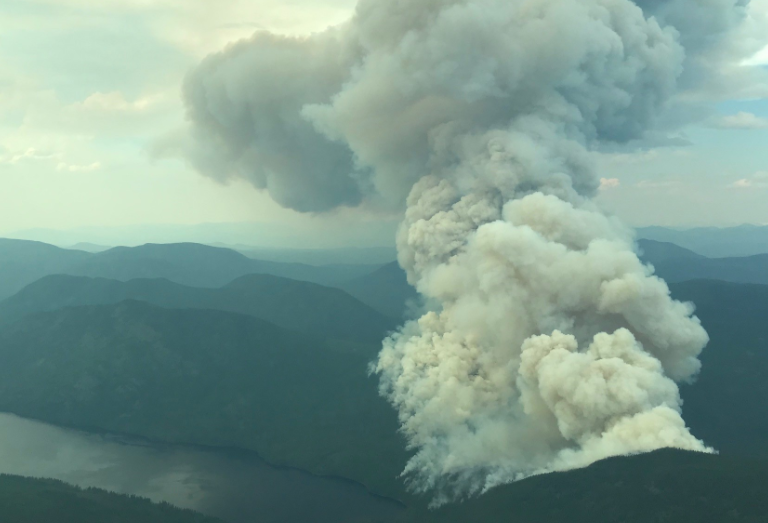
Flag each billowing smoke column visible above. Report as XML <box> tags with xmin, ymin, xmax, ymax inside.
<box><xmin>181</xmin><ymin>0</ymin><xmax>754</xmax><ymax>502</ymax></box>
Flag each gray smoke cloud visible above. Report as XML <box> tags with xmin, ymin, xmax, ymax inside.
<box><xmin>182</xmin><ymin>31</ymin><xmax>364</xmax><ymax>212</ymax></box>
<box><xmin>180</xmin><ymin>0</ymin><xmax>759</xmax><ymax>503</ymax></box>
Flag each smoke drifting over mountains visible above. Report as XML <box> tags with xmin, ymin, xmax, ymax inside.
<box><xmin>182</xmin><ymin>0</ymin><xmax>756</xmax><ymax>502</ymax></box>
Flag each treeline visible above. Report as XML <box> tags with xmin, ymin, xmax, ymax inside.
<box><xmin>0</xmin><ymin>474</ymin><xmax>222</xmax><ymax>523</ymax></box>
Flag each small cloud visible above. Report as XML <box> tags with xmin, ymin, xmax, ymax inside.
<box><xmin>742</xmin><ymin>44</ymin><xmax>768</xmax><ymax>67</ymax></box>
<box><xmin>77</xmin><ymin>91</ymin><xmax>158</xmax><ymax>113</ymax></box>
<box><xmin>708</xmin><ymin>112</ymin><xmax>768</xmax><ymax>130</ymax></box>
<box><xmin>56</xmin><ymin>161</ymin><xmax>102</xmax><ymax>173</ymax></box>
<box><xmin>730</xmin><ymin>178</ymin><xmax>753</xmax><ymax>188</ymax></box>
<box><xmin>599</xmin><ymin>178</ymin><xmax>620</xmax><ymax>190</ymax></box>
<box><xmin>729</xmin><ymin>171</ymin><xmax>768</xmax><ymax>189</ymax></box>
<box><xmin>0</xmin><ymin>147</ymin><xmax>60</xmax><ymax>165</ymax></box>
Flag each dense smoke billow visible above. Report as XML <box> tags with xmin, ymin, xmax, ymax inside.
<box><xmin>180</xmin><ymin>0</ymin><xmax>758</xmax><ymax>502</ymax></box>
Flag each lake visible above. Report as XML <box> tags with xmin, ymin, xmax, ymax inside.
<box><xmin>0</xmin><ymin>413</ymin><xmax>404</xmax><ymax>523</ymax></box>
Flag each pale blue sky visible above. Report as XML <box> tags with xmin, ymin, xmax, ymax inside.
<box><xmin>1</xmin><ymin>0</ymin><xmax>768</xmax><ymax>247</ymax></box>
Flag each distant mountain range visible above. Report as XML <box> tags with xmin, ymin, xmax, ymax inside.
<box><xmin>5</xmin><ymin>235</ymin><xmax>767</xmax><ymax>320</ymax></box>
<box><xmin>226</xmin><ymin>245</ymin><xmax>398</xmax><ymax>266</ymax></box>
<box><xmin>0</xmin><ymin>239</ymin><xmax>381</xmax><ymax>301</ymax></box>
<box><xmin>0</xmin><ymin>238</ymin><xmax>92</xmax><ymax>302</ymax></box>
<box><xmin>5</xmin><ymin>220</ymin><xmax>400</xmax><ymax>254</ymax></box>
<box><xmin>638</xmin><ymin>239</ymin><xmax>768</xmax><ymax>286</ymax></box>
<box><xmin>638</xmin><ymin>224</ymin><xmax>768</xmax><ymax>258</ymax></box>
<box><xmin>68</xmin><ymin>242</ymin><xmax>112</xmax><ymax>253</ymax></box>
<box><xmin>0</xmin><ymin>273</ymin><xmax>396</xmax><ymax>344</ymax></box>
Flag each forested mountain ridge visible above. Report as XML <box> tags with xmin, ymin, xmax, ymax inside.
<box><xmin>0</xmin><ymin>273</ymin><xmax>396</xmax><ymax>344</ymax></box>
<box><xmin>402</xmin><ymin>449</ymin><xmax>768</xmax><ymax>523</ymax></box>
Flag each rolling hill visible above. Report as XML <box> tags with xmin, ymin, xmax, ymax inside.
<box><xmin>0</xmin><ymin>474</ymin><xmax>221</xmax><ymax>523</ymax></box>
<box><xmin>0</xmin><ymin>274</ymin><xmax>396</xmax><ymax>344</ymax></box>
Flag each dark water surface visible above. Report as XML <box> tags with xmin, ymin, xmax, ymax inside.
<box><xmin>0</xmin><ymin>413</ymin><xmax>404</xmax><ymax>523</ymax></box>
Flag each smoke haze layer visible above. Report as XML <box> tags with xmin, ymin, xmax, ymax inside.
<box><xmin>180</xmin><ymin>0</ymin><xmax>759</xmax><ymax>502</ymax></box>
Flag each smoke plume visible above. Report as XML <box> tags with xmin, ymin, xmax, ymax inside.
<box><xmin>180</xmin><ymin>0</ymin><xmax>759</xmax><ymax>502</ymax></box>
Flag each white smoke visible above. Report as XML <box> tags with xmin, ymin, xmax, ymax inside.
<box><xmin>377</xmin><ymin>189</ymin><xmax>709</xmax><ymax>500</ymax></box>
<box><xmin>177</xmin><ymin>0</ymin><xmax>762</xmax><ymax>502</ymax></box>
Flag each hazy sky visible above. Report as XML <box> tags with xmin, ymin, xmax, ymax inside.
<box><xmin>1</xmin><ymin>0</ymin><xmax>768</xmax><ymax>246</ymax></box>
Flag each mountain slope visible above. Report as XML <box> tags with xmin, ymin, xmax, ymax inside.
<box><xmin>0</xmin><ymin>239</ymin><xmax>91</xmax><ymax>300</ymax></box>
<box><xmin>339</xmin><ymin>262</ymin><xmax>419</xmax><ymax>319</ymax></box>
<box><xmin>402</xmin><ymin>449</ymin><xmax>768</xmax><ymax>523</ymax></box>
<box><xmin>0</xmin><ymin>474</ymin><xmax>221</xmax><ymax>523</ymax></box>
<box><xmin>0</xmin><ymin>274</ymin><xmax>396</xmax><ymax>344</ymax></box>
<box><xmin>669</xmin><ymin>280</ymin><xmax>768</xmax><ymax>457</ymax></box>
<box><xmin>0</xmin><ymin>301</ymin><xmax>409</xmax><ymax>501</ymax></box>
<box><xmin>637</xmin><ymin>238</ymin><xmax>705</xmax><ymax>262</ymax></box>
<box><xmin>639</xmin><ymin>239</ymin><xmax>768</xmax><ymax>285</ymax></box>
<box><xmin>638</xmin><ymin>224</ymin><xmax>768</xmax><ymax>258</ymax></box>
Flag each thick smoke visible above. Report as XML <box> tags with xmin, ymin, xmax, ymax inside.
<box><xmin>178</xmin><ymin>0</ymin><xmax>757</xmax><ymax>501</ymax></box>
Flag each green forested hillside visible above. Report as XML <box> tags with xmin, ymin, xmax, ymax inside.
<box><xmin>669</xmin><ymin>280</ymin><xmax>768</xmax><ymax>457</ymax></box>
<box><xmin>401</xmin><ymin>450</ymin><xmax>768</xmax><ymax>523</ymax></box>
<box><xmin>0</xmin><ymin>301</ymin><xmax>410</xmax><ymax>501</ymax></box>
<box><xmin>0</xmin><ymin>274</ymin><xmax>396</xmax><ymax>344</ymax></box>
<box><xmin>0</xmin><ymin>474</ymin><xmax>221</xmax><ymax>523</ymax></box>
